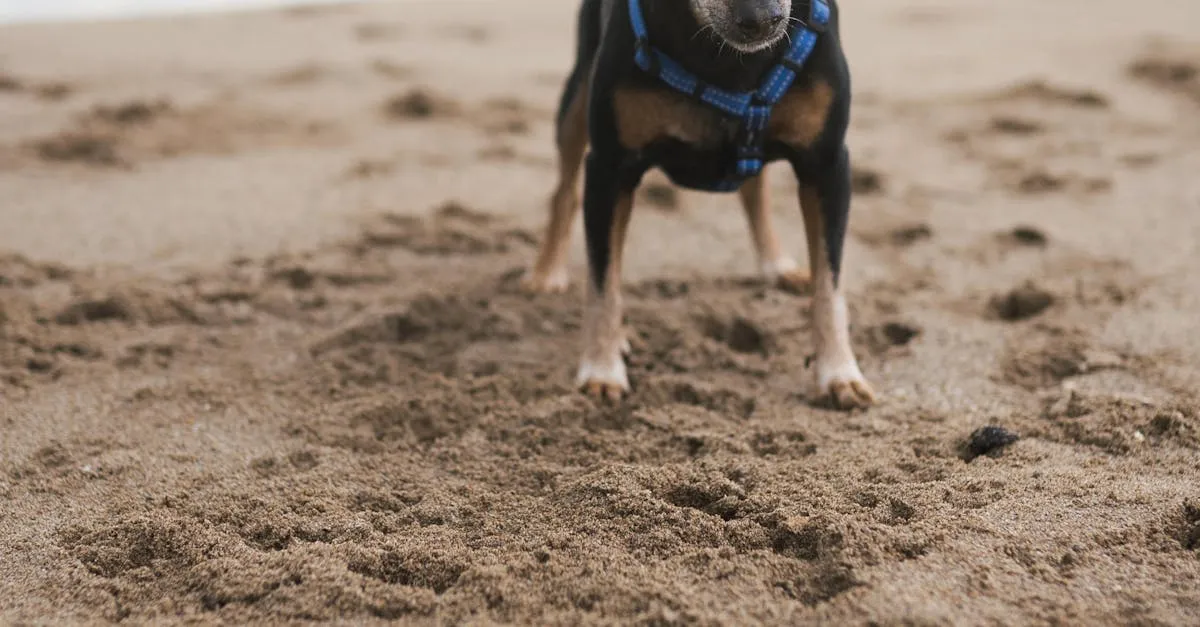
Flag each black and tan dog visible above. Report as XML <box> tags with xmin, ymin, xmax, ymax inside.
<box><xmin>521</xmin><ymin>0</ymin><xmax>876</xmax><ymax>410</ymax></box>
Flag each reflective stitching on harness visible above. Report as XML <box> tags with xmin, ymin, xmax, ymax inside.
<box><xmin>627</xmin><ymin>0</ymin><xmax>829</xmax><ymax>192</ymax></box>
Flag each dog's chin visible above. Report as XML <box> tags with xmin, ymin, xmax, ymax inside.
<box><xmin>718</xmin><ymin>29</ymin><xmax>787</xmax><ymax>54</ymax></box>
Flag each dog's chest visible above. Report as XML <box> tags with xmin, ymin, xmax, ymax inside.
<box><xmin>613</xmin><ymin>86</ymin><xmax>736</xmax><ymax>152</ymax></box>
<box><xmin>611</xmin><ymin>81</ymin><xmax>834</xmax><ymax>186</ymax></box>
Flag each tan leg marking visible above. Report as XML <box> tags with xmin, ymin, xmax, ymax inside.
<box><xmin>799</xmin><ymin>185</ymin><xmax>876</xmax><ymax>410</ymax></box>
<box><xmin>522</xmin><ymin>81</ymin><xmax>590</xmax><ymax>294</ymax></box>
<box><xmin>577</xmin><ymin>190</ymin><xmax>634</xmax><ymax>402</ymax></box>
<box><xmin>738</xmin><ymin>172</ymin><xmax>810</xmax><ymax>291</ymax></box>
<box><xmin>613</xmin><ymin>86</ymin><xmax>725</xmax><ymax>150</ymax></box>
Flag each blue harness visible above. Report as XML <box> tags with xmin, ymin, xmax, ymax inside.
<box><xmin>627</xmin><ymin>0</ymin><xmax>830</xmax><ymax>192</ymax></box>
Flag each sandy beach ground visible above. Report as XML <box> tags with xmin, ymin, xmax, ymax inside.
<box><xmin>2</xmin><ymin>0</ymin><xmax>1199</xmax><ymax>624</ymax></box>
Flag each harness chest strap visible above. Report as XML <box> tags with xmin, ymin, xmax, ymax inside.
<box><xmin>626</xmin><ymin>0</ymin><xmax>830</xmax><ymax>192</ymax></box>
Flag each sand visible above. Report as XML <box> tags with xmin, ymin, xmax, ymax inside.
<box><xmin>2</xmin><ymin>0</ymin><xmax>1200</xmax><ymax>624</ymax></box>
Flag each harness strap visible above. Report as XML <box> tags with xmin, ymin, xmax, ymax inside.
<box><xmin>627</xmin><ymin>0</ymin><xmax>830</xmax><ymax>191</ymax></box>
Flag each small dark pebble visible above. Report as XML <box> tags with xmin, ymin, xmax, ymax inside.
<box><xmin>963</xmin><ymin>425</ymin><xmax>1020</xmax><ymax>461</ymax></box>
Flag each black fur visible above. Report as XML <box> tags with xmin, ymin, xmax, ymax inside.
<box><xmin>561</xmin><ymin>0</ymin><xmax>854</xmax><ymax>291</ymax></box>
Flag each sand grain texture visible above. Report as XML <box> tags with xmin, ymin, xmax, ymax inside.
<box><xmin>2</xmin><ymin>0</ymin><xmax>1200</xmax><ymax>625</ymax></box>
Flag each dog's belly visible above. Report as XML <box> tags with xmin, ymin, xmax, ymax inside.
<box><xmin>645</xmin><ymin>139</ymin><xmax>741</xmax><ymax>191</ymax></box>
<box><xmin>613</xmin><ymin>86</ymin><xmax>748</xmax><ymax>190</ymax></box>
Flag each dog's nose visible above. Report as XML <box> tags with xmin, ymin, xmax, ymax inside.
<box><xmin>735</xmin><ymin>10</ymin><xmax>785</xmax><ymax>39</ymax></box>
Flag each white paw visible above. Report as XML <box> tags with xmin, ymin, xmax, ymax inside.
<box><xmin>520</xmin><ymin>265</ymin><xmax>570</xmax><ymax>294</ymax></box>
<box><xmin>815</xmin><ymin>361</ymin><xmax>877</xmax><ymax>410</ymax></box>
<box><xmin>761</xmin><ymin>257</ymin><xmax>810</xmax><ymax>291</ymax></box>
<box><xmin>575</xmin><ymin>355</ymin><xmax>629</xmax><ymax>402</ymax></box>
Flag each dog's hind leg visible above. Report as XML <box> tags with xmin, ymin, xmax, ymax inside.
<box><xmin>738</xmin><ymin>171</ymin><xmax>810</xmax><ymax>291</ymax></box>
<box><xmin>521</xmin><ymin>78</ymin><xmax>588</xmax><ymax>293</ymax></box>
<box><xmin>521</xmin><ymin>0</ymin><xmax>602</xmax><ymax>294</ymax></box>
<box><xmin>796</xmin><ymin>147</ymin><xmax>876</xmax><ymax>410</ymax></box>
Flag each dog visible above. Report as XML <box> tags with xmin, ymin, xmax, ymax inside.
<box><xmin>521</xmin><ymin>0</ymin><xmax>876</xmax><ymax>411</ymax></box>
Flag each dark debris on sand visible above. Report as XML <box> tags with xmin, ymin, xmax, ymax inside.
<box><xmin>962</xmin><ymin>425</ymin><xmax>1021</xmax><ymax>461</ymax></box>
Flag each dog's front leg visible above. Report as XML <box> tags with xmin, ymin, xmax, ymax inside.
<box><xmin>576</xmin><ymin>151</ymin><xmax>635</xmax><ymax>402</ymax></box>
<box><xmin>795</xmin><ymin>147</ymin><xmax>876</xmax><ymax>409</ymax></box>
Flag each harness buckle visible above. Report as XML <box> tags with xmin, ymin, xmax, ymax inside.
<box><xmin>736</xmin><ymin>126</ymin><xmax>765</xmax><ymax>160</ymax></box>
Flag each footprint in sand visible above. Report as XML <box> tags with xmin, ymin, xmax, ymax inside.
<box><xmin>382</xmin><ymin>88</ymin><xmax>461</xmax><ymax>120</ymax></box>
<box><xmin>351</xmin><ymin>201</ymin><xmax>536</xmax><ymax>257</ymax></box>
<box><xmin>1130</xmin><ymin>50</ymin><xmax>1200</xmax><ymax>105</ymax></box>
<box><xmin>354</xmin><ymin>22</ymin><xmax>404</xmax><ymax>42</ymax></box>
<box><xmin>22</xmin><ymin>97</ymin><xmax>340</xmax><ymax>169</ymax></box>
<box><xmin>0</xmin><ymin>70</ymin><xmax>74</xmax><ymax>101</ymax></box>
<box><xmin>381</xmin><ymin>89</ymin><xmax>541</xmax><ymax>138</ymax></box>
<box><xmin>264</xmin><ymin>64</ymin><xmax>330</xmax><ymax>87</ymax></box>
